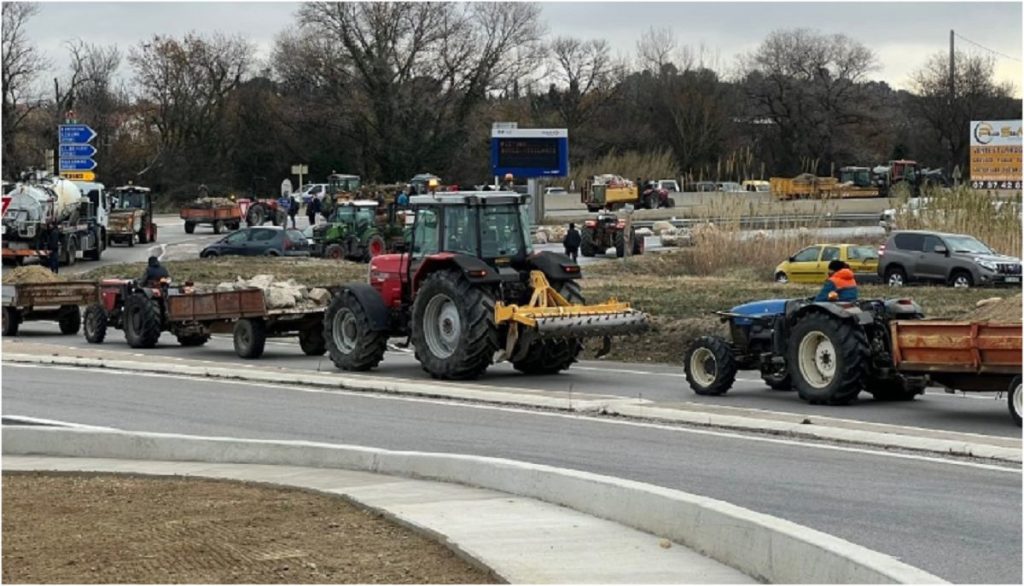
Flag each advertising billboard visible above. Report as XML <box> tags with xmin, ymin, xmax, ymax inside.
<box><xmin>969</xmin><ymin>120</ymin><xmax>1022</xmax><ymax>190</ymax></box>
<box><xmin>491</xmin><ymin>128</ymin><xmax>569</xmax><ymax>178</ymax></box>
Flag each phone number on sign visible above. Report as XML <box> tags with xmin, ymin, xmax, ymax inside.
<box><xmin>971</xmin><ymin>180</ymin><xmax>1023</xmax><ymax>189</ymax></box>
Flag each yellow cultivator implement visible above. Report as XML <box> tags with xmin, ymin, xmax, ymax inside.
<box><xmin>494</xmin><ymin>271</ymin><xmax>649</xmax><ymax>359</ymax></box>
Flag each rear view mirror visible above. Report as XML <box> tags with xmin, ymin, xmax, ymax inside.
<box><xmin>933</xmin><ymin>244</ymin><xmax>948</xmax><ymax>255</ymax></box>
<box><xmin>789</xmin><ymin>256</ymin><xmax>795</xmax><ymax>262</ymax></box>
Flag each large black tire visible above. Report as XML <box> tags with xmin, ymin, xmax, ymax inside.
<box><xmin>83</xmin><ymin>304</ymin><xmax>107</xmax><ymax>344</ymax></box>
<box><xmin>127</xmin><ymin>234</ymin><xmax>135</xmax><ymax>247</ymax></box>
<box><xmin>412</xmin><ymin>270</ymin><xmax>499</xmax><ymax>380</ymax></box>
<box><xmin>123</xmin><ymin>293</ymin><xmax>162</xmax><ymax>348</ymax></box>
<box><xmin>138</xmin><ymin>223</ymin><xmax>148</xmax><ymax>245</ymax></box>
<box><xmin>63</xmin><ymin>237</ymin><xmax>77</xmax><ymax>266</ymax></box>
<box><xmin>788</xmin><ymin>313</ymin><xmax>869</xmax><ymax>405</ymax></box>
<box><xmin>177</xmin><ymin>333</ymin><xmax>210</xmax><ymax>347</ymax></box>
<box><xmin>274</xmin><ymin>209</ymin><xmax>287</xmax><ymax>226</ymax></box>
<box><xmin>2</xmin><ymin>306</ymin><xmax>20</xmax><ymax>336</ymax></box>
<box><xmin>324</xmin><ymin>289</ymin><xmax>388</xmax><ymax>371</ymax></box>
<box><xmin>184</xmin><ymin>221</ymin><xmax>196</xmax><ymax>234</ymax></box>
<box><xmin>324</xmin><ymin>244</ymin><xmax>344</xmax><ymax>260</ymax></box>
<box><xmin>213</xmin><ymin>220</ymin><xmax>224</xmax><ymax>234</ymax></box>
<box><xmin>614</xmin><ymin>231</ymin><xmax>625</xmax><ymax>258</ymax></box>
<box><xmin>580</xmin><ymin>230</ymin><xmax>597</xmax><ymax>257</ymax></box>
<box><xmin>948</xmin><ymin>269</ymin><xmax>973</xmax><ymax>288</ymax></box>
<box><xmin>631</xmin><ymin>231</ymin><xmax>644</xmax><ymax>255</ymax></box>
<box><xmin>512</xmin><ymin>281</ymin><xmax>583</xmax><ymax>375</ymax></box>
<box><xmin>246</xmin><ymin>205</ymin><xmax>265</xmax><ymax>227</ymax></box>
<box><xmin>364</xmin><ymin>234</ymin><xmax>387</xmax><ymax>262</ymax></box>
<box><xmin>867</xmin><ymin>375</ymin><xmax>925</xmax><ymax>401</ymax></box>
<box><xmin>298</xmin><ymin>325</ymin><xmax>327</xmax><ymax>356</ymax></box>
<box><xmin>1009</xmin><ymin>375</ymin><xmax>1022</xmax><ymax>427</ymax></box>
<box><xmin>233</xmin><ymin>318</ymin><xmax>266</xmax><ymax>359</ymax></box>
<box><xmin>84</xmin><ymin>228</ymin><xmax>102</xmax><ymax>260</ymax></box>
<box><xmin>58</xmin><ymin>305</ymin><xmax>81</xmax><ymax>335</ymax></box>
<box><xmin>684</xmin><ymin>335</ymin><xmax>737</xmax><ymax>395</ymax></box>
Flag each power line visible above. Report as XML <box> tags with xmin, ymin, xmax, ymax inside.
<box><xmin>954</xmin><ymin>32</ymin><xmax>1022</xmax><ymax>63</ymax></box>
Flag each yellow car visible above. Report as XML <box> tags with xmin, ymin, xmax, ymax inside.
<box><xmin>774</xmin><ymin>243</ymin><xmax>879</xmax><ymax>284</ymax></box>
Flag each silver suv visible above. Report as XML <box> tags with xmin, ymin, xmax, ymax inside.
<box><xmin>878</xmin><ymin>230</ymin><xmax>1022</xmax><ymax>288</ymax></box>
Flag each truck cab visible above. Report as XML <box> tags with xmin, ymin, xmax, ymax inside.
<box><xmin>71</xmin><ymin>181</ymin><xmax>108</xmax><ymax>232</ymax></box>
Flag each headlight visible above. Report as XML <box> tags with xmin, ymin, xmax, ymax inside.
<box><xmin>977</xmin><ymin>259</ymin><xmax>997</xmax><ymax>271</ymax></box>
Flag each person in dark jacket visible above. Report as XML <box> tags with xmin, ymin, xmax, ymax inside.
<box><xmin>814</xmin><ymin>260</ymin><xmax>858</xmax><ymax>302</ymax></box>
<box><xmin>306</xmin><ymin>196</ymin><xmax>320</xmax><ymax>227</ymax></box>
<box><xmin>563</xmin><ymin>222</ymin><xmax>582</xmax><ymax>261</ymax></box>
<box><xmin>46</xmin><ymin>223</ymin><xmax>60</xmax><ymax>274</ymax></box>
<box><xmin>288</xmin><ymin>194</ymin><xmax>299</xmax><ymax>228</ymax></box>
<box><xmin>141</xmin><ymin>255</ymin><xmax>170</xmax><ymax>286</ymax></box>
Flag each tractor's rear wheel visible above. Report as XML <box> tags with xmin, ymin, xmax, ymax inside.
<box><xmin>324</xmin><ymin>289</ymin><xmax>387</xmax><ymax>370</ymax></box>
<box><xmin>299</xmin><ymin>325</ymin><xmax>326</xmax><ymax>356</ymax></box>
<box><xmin>233</xmin><ymin>318</ymin><xmax>266</xmax><ymax>359</ymax></box>
<box><xmin>512</xmin><ymin>281</ymin><xmax>583</xmax><ymax>375</ymax></box>
<box><xmin>247</xmin><ymin>205</ymin><xmax>266</xmax><ymax>227</ymax></box>
<box><xmin>58</xmin><ymin>305</ymin><xmax>81</xmax><ymax>335</ymax></box>
<box><xmin>364</xmin><ymin>234</ymin><xmax>387</xmax><ymax>261</ymax></box>
<box><xmin>580</xmin><ymin>230</ymin><xmax>597</xmax><ymax>257</ymax></box>
<box><xmin>789</xmin><ymin>313</ymin><xmax>868</xmax><ymax>405</ymax></box>
<box><xmin>2</xmin><ymin>307</ymin><xmax>20</xmax><ymax>337</ymax></box>
<box><xmin>412</xmin><ymin>270</ymin><xmax>498</xmax><ymax>380</ymax></box>
<box><xmin>124</xmin><ymin>293</ymin><xmax>162</xmax><ymax>348</ymax></box>
<box><xmin>84</xmin><ymin>303</ymin><xmax>107</xmax><ymax>343</ymax></box>
<box><xmin>684</xmin><ymin>335</ymin><xmax>737</xmax><ymax>395</ymax></box>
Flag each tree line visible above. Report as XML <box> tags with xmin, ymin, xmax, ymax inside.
<box><xmin>2</xmin><ymin>1</ymin><xmax>1019</xmax><ymax>201</ymax></box>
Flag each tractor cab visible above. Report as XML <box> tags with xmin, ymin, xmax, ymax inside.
<box><xmin>327</xmin><ymin>174</ymin><xmax>361</xmax><ymax>196</ymax></box>
<box><xmin>839</xmin><ymin>167</ymin><xmax>872</xmax><ymax>188</ymax></box>
<box><xmin>112</xmin><ymin>185</ymin><xmax>152</xmax><ymax>211</ymax></box>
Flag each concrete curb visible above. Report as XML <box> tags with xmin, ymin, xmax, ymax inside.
<box><xmin>4</xmin><ymin>353</ymin><xmax>1019</xmax><ymax>463</ymax></box>
<box><xmin>3</xmin><ymin>427</ymin><xmax>946</xmax><ymax>584</ymax></box>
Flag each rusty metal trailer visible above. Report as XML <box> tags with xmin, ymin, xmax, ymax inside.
<box><xmin>180</xmin><ymin>205</ymin><xmax>243</xmax><ymax>234</ymax></box>
<box><xmin>2</xmin><ymin>281</ymin><xmax>98</xmax><ymax>336</ymax></box>
<box><xmin>890</xmin><ymin>320</ymin><xmax>1023</xmax><ymax>425</ymax></box>
<box><xmin>166</xmin><ymin>288</ymin><xmax>326</xmax><ymax>359</ymax></box>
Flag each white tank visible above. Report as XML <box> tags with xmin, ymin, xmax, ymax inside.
<box><xmin>47</xmin><ymin>177</ymin><xmax>83</xmax><ymax>221</ymax></box>
<box><xmin>3</xmin><ymin>179</ymin><xmax>82</xmax><ymax>225</ymax></box>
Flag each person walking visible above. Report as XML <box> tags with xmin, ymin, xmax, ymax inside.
<box><xmin>288</xmin><ymin>193</ymin><xmax>299</xmax><ymax>229</ymax></box>
<box><xmin>306</xmin><ymin>195</ymin><xmax>320</xmax><ymax>227</ymax></box>
<box><xmin>563</xmin><ymin>222</ymin><xmax>582</xmax><ymax>262</ymax></box>
<box><xmin>46</xmin><ymin>223</ymin><xmax>60</xmax><ymax>274</ymax></box>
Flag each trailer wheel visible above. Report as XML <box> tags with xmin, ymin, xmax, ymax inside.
<box><xmin>58</xmin><ymin>305</ymin><xmax>81</xmax><ymax>335</ymax></box>
<box><xmin>83</xmin><ymin>304</ymin><xmax>107</xmax><ymax>344</ymax></box>
<box><xmin>298</xmin><ymin>325</ymin><xmax>326</xmax><ymax>356</ymax></box>
<box><xmin>2</xmin><ymin>306</ymin><xmax>20</xmax><ymax>336</ymax></box>
<box><xmin>412</xmin><ymin>270</ymin><xmax>499</xmax><ymax>380</ymax></box>
<box><xmin>177</xmin><ymin>333</ymin><xmax>210</xmax><ymax>347</ymax></box>
<box><xmin>234</xmin><ymin>318</ymin><xmax>266</xmax><ymax>359</ymax></box>
<box><xmin>184</xmin><ymin>221</ymin><xmax>196</xmax><ymax>234</ymax></box>
<box><xmin>324</xmin><ymin>289</ymin><xmax>387</xmax><ymax>370</ymax></box>
<box><xmin>1009</xmin><ymin>376</ymin><xmax>1022</xmax><ymax>427</ymax></box>
<box><xmin>684</xmin><ymin>335</ymin><xmax>737</xmax><ymax>395</ymax></box>
<box><xmin>789</xmin><ymin>313</ymin><xmax>868</xmax><ymax>405</ymax></box>
<box><xmin>123</xmin><ymin>293</ymin><xmax>162</xmax><ymax>348</ymax></box>
<box><xmin>213</xmin><ymin>220</ymin><xmax>224</xmax><ymax>234</ymax></box>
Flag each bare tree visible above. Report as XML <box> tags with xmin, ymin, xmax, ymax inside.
<box><xmin>545</xmin><ymin>37</ymin><xmax>620</xmax><ymax>132</ymax></box>
<box><xmin>911</xmin><ymin>51</ymin><xmax>1017</xmax><ymax>175</ymax></box>
<box><xmin>2</xmin><ymin>2</ymin><xmax>49</xmax><ymax>177</ymax></box>
<box><xmin>740</xmin><ymin>29</ymin><xmax>877</xmax><ymax>174</ymax></box>
<box><xmin>635</xmin><ymin>27</ymin><xmax>678</xmax><ymax>74</ymax></box>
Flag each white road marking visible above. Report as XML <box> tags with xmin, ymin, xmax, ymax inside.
<box><xmin>6</xmin><ymin>363</ymin><xmax>1018</xmax><ymax>474</ymax></box>
<box><xmin>2</xmin><ymin>414</ymin><xmax>119</xmax><ymax>431</ymax></box>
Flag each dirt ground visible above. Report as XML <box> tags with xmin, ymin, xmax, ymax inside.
<box><xmin>2</xmin><ymin>472</ymin><xmax>495</xmax><ymax>584</ymax></box>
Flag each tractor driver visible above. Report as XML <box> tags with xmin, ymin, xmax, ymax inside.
<box><xmin>141</xmin><ymin>255</ymin><xmax>170</xmax><ymax>286</ymax></box>
<box><xmin>814</xmin><ymin>260</ymin><xmax>858</xmax><ymax>302</ymax></box>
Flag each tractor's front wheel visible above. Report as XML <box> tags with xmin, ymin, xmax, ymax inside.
<box><xmin>684</xmin><ymin>335</ymin><xmax>737</xmax><ymax>395</ymax></box>
<box><xmin>580</xmin><ymin>230</ymin><xmax>597</xmax><ymax>257</ymax></box>
<box><xmin>512</xmin><ymin>281</ymin><xmax>583</xmax><ymax>375</ymax></box>
<box><xmin>412</xmin><ymin>270</ymin><xmax>498</xmax><ymax>380</ymax></box>
<box><xmin>324</xmin><ymin>289</ymin><xmax>387</xmax><ymax>370</ymax></box>
<box><xmin>123</xmin><ymin>293</ymin><xmax>162</xmax><ymax>348</ymax></box>
<box><xmin>84</xmin><ymin>304</ymin><xmax>107</xmax><ymax>343</ymax></box>
<box><xmin>788</xmin><ymin>313</ymin><xmax>868</xmax><ymax>405</ymax></box>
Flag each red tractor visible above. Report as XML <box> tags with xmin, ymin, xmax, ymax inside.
<box><xmin>83</xmin><ymin>278</ymin><xmax>209</xmax><ymax>348</ymax></box>
<box><xmin>580</xmin><ymin>213</ymin><xmax>645</xmax><ymax>258</ymax></box>
<box><xmin>322</xmin><ymin>191</ymin><xmax>649</xmax><ymax>380</ymax></box>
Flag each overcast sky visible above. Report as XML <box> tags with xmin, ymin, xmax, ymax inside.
<box><xmin>24</xmin><ymin>1</ymin><xmax>1024</xmax><ymax>95</ymax></box>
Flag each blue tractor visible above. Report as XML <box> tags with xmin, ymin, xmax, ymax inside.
<box><xmin>683</xmin><ymin>298</ymin><xmax>927</xmax><ymax>405</ymax></box>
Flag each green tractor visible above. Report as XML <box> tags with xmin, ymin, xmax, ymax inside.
<box><xmin>312</xmin><ymin>200</ymin><xmax>407</xmax><ymax>262</ymax></box>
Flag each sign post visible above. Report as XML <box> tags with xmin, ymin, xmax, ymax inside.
<box><xmin>969</xmin><ymin>120</ymin><xmax>1022</xmax><ymax>190</ymax></box>
<box><xmin>58</xmin><ymin>123</ymin><xmax>97</xmax><ymax>180</ymax></box>
<box><xmin>291</xmin><ymin>164</ymin><xmax>309</xmax><ymax>191</ymax></box>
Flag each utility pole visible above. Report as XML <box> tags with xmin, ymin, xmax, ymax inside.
<box><xmin>949</xmin><ymin>30</ymin><xmax>955</xmax><ymax>103</ymax></box>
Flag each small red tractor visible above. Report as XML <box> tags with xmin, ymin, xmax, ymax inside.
<box><xmin>322</xmin><ymin>191</ymin><xmax>649</xmax><ymax>379</ymax></box>
<box><xmin>83</xmin><ymin>278</ymin><xmax>209</xmax><ymax>348</ymax></box>
<box><xmin>580</xmin><ymin>213</ymin><xmax>644</xmax><ymax>258</ymax></box>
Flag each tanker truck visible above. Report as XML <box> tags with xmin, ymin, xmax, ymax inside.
<box><xmin>1</xmin><ymin>176</ymin><xmax>106</xmax><ymax>266</ymax></box>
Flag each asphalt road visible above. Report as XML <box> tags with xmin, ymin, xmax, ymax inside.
<box><xmin>10</xmin><ymin>321</ymin><xmax>1020</xmax><ymax>437</ymax></box>
<box><xmin>3</xmin><ymin>365</ymin><xmax>1019</xmax><ymax>584</ymax></box>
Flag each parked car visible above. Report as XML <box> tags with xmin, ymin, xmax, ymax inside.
<box><xmin>774</xmin><ymin>243</ymin><xmax>880</xmax><ymax>284</ymax></box>
<box><xmin>692</xmin><ymin>181</ymin><xmax>717</xmax><ymax>193</ymax></box>
<box><xmin>200</xmin><ymin>226</ymin><xmax>310</xmax><ymax>258</ymax></box>
<box><xmin>878</xmin><ymin>230</ymin><xmax>1021</xmax><ymax>288</ymax></box>
<box><xmin>879</xmin><ymin>197</ymin><xmax>934</xmax><ymax>231</ymax></box>
<box><xmin>716</xmin><ymin>182</ymin><xmax>744</xmax><ymax>192</ymax></box>
<box><xmin>299</xmin><ymin>183</ymin><xmax>328</xmax><ymax>204</ymax></box>
<box><xmin>543</xmin><ymin>186</ymin><xmax>568</xmax><ymax>196</ymax></box>
<box><xmin>742</xmin><ymin>180</ymin><xmax>770</xmax><ymax>193</ymax></box>
<box><xmin>657</xmin><ymin>179</ymin><xmax>680</xmax><ymax>192</ymax></box>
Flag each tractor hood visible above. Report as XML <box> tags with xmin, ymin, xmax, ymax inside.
<box><xmin>730</xmin><ymin>299</ymin><xmax>788</xmax><ymax>317</ymax></box>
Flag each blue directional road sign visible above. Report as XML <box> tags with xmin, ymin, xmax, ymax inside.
<box><xmin>59</xmin><ymin>144</ymin><xmax>97</xmax><ymax>158</ymax></box>
<box><xmin>59</xmin><ymin>158</ymin><xmax>98</xmax><ymax>172</ymax></box>
<box><xmin>58</xmin><ymin>124</ymin><xmax>97</xmax><ymax>144</ymax></box>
